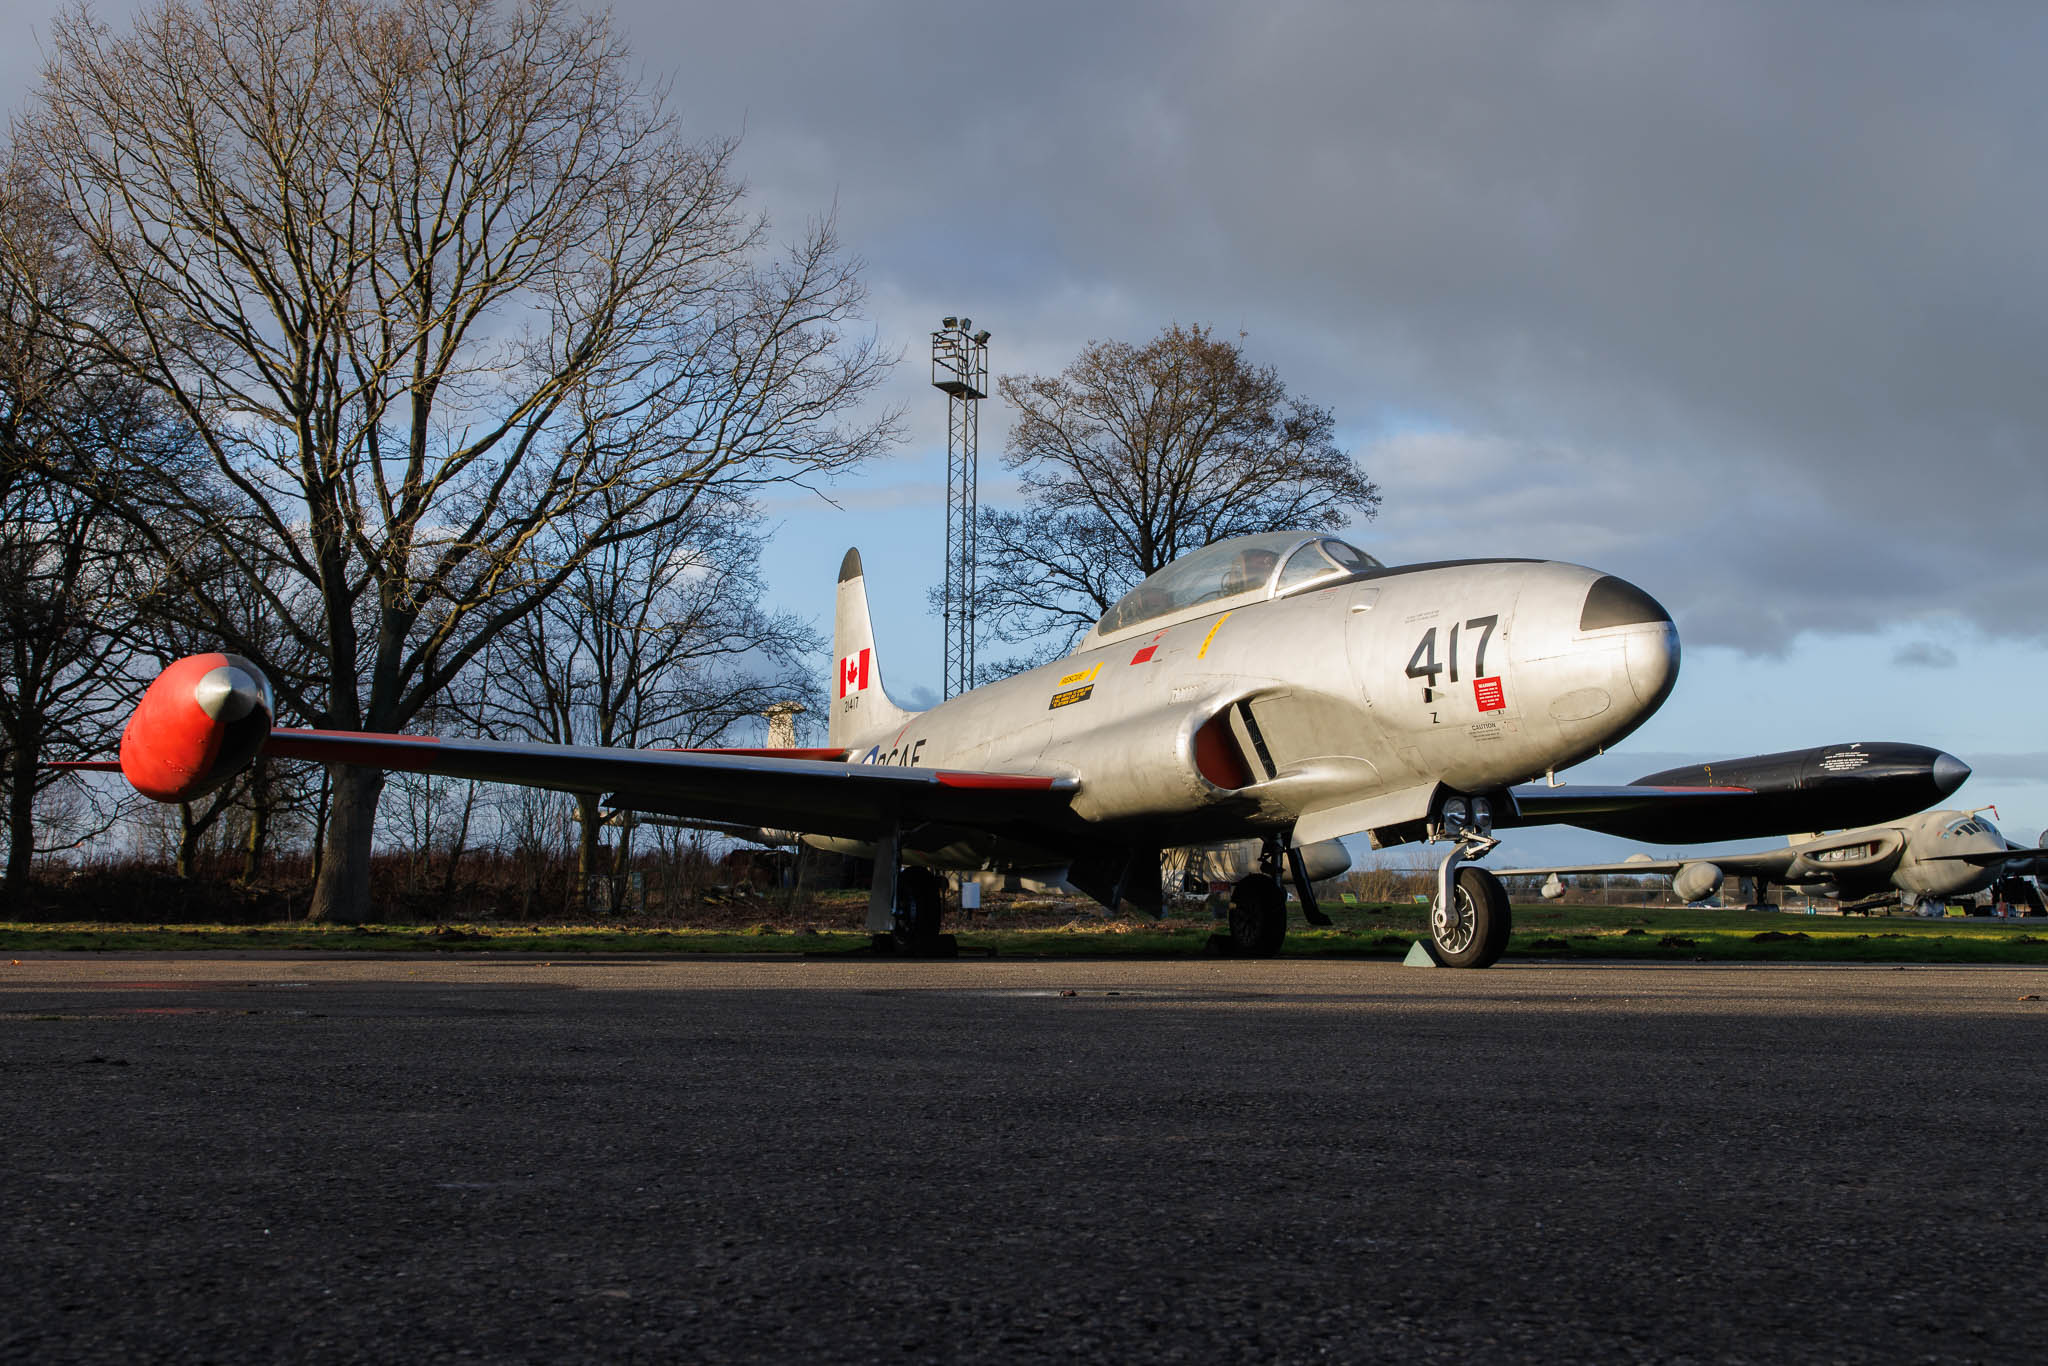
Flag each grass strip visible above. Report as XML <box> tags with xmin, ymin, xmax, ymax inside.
<box><xmin>2</xmin><ymin>905</ymin><xmax>2046</xmax><ymax>964</ymax></box>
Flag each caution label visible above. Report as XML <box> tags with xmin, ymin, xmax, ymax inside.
<box><xmin>1049</xmin><ymin>684</ymin><xmax>1095</xmax><ymax>710</ymax></box>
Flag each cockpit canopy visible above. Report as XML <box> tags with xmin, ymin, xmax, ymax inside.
<box><xmin>1085</xmin><ymin>532</ymin><xmax>1383</xmax><ymax>645</ymax></box>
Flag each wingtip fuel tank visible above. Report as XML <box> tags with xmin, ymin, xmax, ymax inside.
<box><xmin>119</xmin><ymin>653</ymin><xmax>274</xmax><ymax>802</ymax></box>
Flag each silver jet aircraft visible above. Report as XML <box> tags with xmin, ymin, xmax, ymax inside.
<box><xmin>108</xmin><ymin>530</ymin><xmax>1729</xmax><ymax>966</ymax></box>
<box><xmin>1510</xmin><ymin>808</ymin><xmax>2048</xmax><ymax>913</ymax></box>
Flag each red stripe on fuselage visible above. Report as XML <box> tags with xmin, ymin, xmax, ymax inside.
<box><xmin>933</xmin><ymin>772</ymin><xmax>1061</xmax><ymax>790</ymax></box>
<box><xmin>663</xmin><ymin>747</ymin><xmax>850</xmax><ymax>761</ymax></box>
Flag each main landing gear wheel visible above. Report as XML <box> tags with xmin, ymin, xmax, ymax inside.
<box><xmin>1431</xmin><ymin>865</ymin><xmax>1512</xmax><ymax>969</ymax></box>
<box><xmin>891</xmin><ymin>867</ymin><xmax>956</xmax><ymax>956</ymax></box>
<box><xmin>1226</xmin><ymin>873</ymin><xmax>1287</xmax><ymax>957</ymax></box>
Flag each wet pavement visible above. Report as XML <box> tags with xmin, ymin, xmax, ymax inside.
<box><xmin>3</xmin><ymin>956</ymin><xmax>2045</xmax><ymax>1362</ymax></box>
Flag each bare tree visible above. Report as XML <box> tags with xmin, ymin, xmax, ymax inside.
<box><xmin>0</xmin><ymin>168</ymin><xmax>190</xmax><ymax>896</ymax></box>
<box><xmin>0</xmin><ymin>478</ymin><xmax>157</xmax><ymax>890</ymax></box>
<box><xmin>10</xmin><ymin>0</ymin><xmax>897</xmax><ymax>920</ymax></box>
<box><xmin>975</xmin><ymin>324</ymin><xmax>1379</xmax><ymax>667</ymax></box>
<box><xmin>478</xmin><ymin>486</ymin><xmax>818</xmax><ymax>911</ymax></box>
<box><xmin>377</xmin><ymin>694</ymin><xmax>481</xmax><ymax>906</ymax></box>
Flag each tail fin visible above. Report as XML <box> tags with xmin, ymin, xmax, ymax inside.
<box><xmin>830</xmin><ymin>548</ymin><xmax>919</xmax><ymax>749</ymax></box>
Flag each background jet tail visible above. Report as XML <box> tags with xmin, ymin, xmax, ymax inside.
<box><xmin>829</xmin><ymin>548</ymin><xmax>920</xmax><ymax>749</ymax></box>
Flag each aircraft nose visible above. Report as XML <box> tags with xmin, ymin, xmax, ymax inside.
<box><xmin>1579</xmin><ymin>575</ymin><xmax>1680</xmax><ymax>708</ymax></box>
<box><xmin>1931</xmin><ymin>751</ymin><xmax>1971</xmax><ymax>797</ymax></box>
<box><xmin>1579</xmin><ymin>575</ymin><xmax>1672</xmax><ymax>633</ymax></box>
<box><xmin>1624</xmin><ymin>623</ymin><xmax>1680</xmax><ymax>709</ymax></box>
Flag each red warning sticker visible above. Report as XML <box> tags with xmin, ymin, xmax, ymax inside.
<box><xmin>1474</xmin><ymin>676</ymin><xmax>1506</xmax><ymax>712</ymax></box>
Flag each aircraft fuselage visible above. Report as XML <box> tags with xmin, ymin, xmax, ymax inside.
<box><xmin>829</xmin><ymin>558</ymin><xmax>1679</xmax><ymax>865</ymax></box>
<box><xmin>1813</xmin><ymin>809</ymin><xmax>2015</xmax><ymax>903</ymax></box>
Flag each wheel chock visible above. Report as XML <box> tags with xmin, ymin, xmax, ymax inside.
<box><xmin>1403</xmin><ymin>939</ymin><xmax>1443</xmax><ymax>968</ymax></box>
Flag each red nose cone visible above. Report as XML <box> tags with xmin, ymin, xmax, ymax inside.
<box><xmin>119</xmin><ymin>653</ymin><xmax>275</xmax><ymax>802</ymax></box>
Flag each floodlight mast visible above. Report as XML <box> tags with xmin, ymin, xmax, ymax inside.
<box><xmin>931</xmin><ymin>317</ymin><xmax>989</xmax><ymax>698</ymax></box>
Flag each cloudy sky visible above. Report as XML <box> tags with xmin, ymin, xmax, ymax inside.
<box><xmin>8</xmin><ymin>1</ymin><xmax>2046</xmax><ymax>863</ymax></box>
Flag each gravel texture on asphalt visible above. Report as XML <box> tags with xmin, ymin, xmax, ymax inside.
<box><xmin>2</xmin><ymin>956</ymin><xmax>2044</xmax><ymax>1363</ymax></box>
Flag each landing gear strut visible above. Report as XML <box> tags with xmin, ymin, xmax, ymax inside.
<box><xmin>863</xmin><ymin>820</ymin><xmax>956</xmax><ymax>956</ymax></box>
<box><xmin>1428</xmin><ymin>834</ymin><xmax>1512</xmax><ymax>969</ymax></box>
<box><xmin>1218</xmin><ymin>834</ymin><xmax>1328</xmax><ymax>957</ymax></box>
<box><xmin>1284</xmin><ymin>843</ymin><xmax>1335</xmax><ymax>928</ymax></box>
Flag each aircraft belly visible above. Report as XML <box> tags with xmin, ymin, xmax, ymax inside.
<box><xmin>1894</xmin><ymin>859</ymin><xmax>1988</xmax><ymax>900</ymax></box>
<box><xmin>801</xmin><ymin>829</ymin><xmax>1073</xmax><ymax>870</ymax></box>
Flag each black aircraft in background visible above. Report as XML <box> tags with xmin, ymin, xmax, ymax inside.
<box><xmin>1505</xmin><ymin>742</ymin><xmax>1971</xmax><ymax>844</ymax></box>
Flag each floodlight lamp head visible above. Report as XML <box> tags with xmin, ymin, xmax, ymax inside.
<box><xmin>972</xmin><ymin>329</ymin><xmax>991</xmax><ymax>345</ymax></box>
<box><xmin>959</xmin><ymin>317</ymin><xmax>972</xmax><ymax>332</ymax></box>
<box><xmin>942</xmin><ymin>316</ymin><xmax>958</xmax><ymax>329</ymax></box>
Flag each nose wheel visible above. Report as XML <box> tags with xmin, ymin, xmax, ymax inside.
<box><xmin>1428</xmin><ymin>836</ymin><xmax>1512</xmax><ymax>968</ymax></box>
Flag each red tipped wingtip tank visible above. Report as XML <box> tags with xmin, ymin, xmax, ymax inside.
<box><xmin>119</xmin><ymin>653</ymin><xmax>275</xmax><ymax>802</ymax></box>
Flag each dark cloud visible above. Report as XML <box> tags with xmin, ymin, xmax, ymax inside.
<box><xmin>1892</xmin><ymin>640</ymin><xmax>1959</xmax><ymax>669</ymax></box>
<box><xmin>604</xmin><ymin>0</ymin><xmax>2048</xmax><ymax>651</ymax></box>
<box><xmin>10</xmin><ymin>2</ymin><xmax>2044</xmax><ymax>652</ymax></box>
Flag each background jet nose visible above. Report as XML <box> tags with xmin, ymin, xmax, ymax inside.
<box><xmin>1931</xmin><ymin>751</ymin><xmax>1971</xmax><ymax>797</ymax></box>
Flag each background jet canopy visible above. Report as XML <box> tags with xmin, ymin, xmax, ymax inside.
<box><xmin>1091</xmin><ymin>532</ymin><xmax>1383</xmax><ymax>641</ymax></box>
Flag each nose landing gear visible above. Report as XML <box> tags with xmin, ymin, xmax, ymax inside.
<box><xmin>1428</xmin><ymin>833</ymin><xmax>1512</xmax><ymax>969</ymax></box>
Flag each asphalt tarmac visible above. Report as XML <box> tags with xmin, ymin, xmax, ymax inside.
<box><xmin>4</xmin><ymin>956</ymin><xmax>2045</xmax><ymax>1363</ymax></box>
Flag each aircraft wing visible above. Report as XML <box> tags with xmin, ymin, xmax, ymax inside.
<box><xmin>1497</xmin><ymin>846</ymin><xmax>1806</xmax><ymax>881</ymax></box>
<box><xmin>261</xmin><ymin>729</ymin><xmax>1079</xmax><ymax>843</ymax></box>
<box><xmin>1506</xmin><ymin>783</ymin><xmax>1756</xmax><ymax>827</ymax></box>
<box><xmin>1493</xmin><ymin>859</ymin><xmax>1689</xmax><ymax>878</ymax></box>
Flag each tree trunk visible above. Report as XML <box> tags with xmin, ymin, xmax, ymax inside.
<box><xmin>3</xmin><ymin>744</ymin><xmax>40</xmax><ymax>899</ymax></box>
<box><xmin>438</xmin><ymin>782</ymin><xmax>475</xmax><ymax>904</ymax></box>
<box><xmin>575</xmin><ymin>791</ymin><xmax>605</xmax><ymax>915</ymax></box>
<box><xmin>238</xmin><ymin>759</ymin><xmax>270</xmax><ymax>881</ymax></box>
<box><xmin>607</xmin><ymin>816</ymin><xmax>635</xmax><ymax>915</ymax></box>
<box><xmin>176</xmin><ymin>802</ymin><xmax>201</xmax><ymax>879</ymax></box>
<box><xmin>308</xmin><ymin>765</ymin><xmax>386</xmax><ymax>923</ymax></box>
<box><xmin>309</xmin><ymin>766</ymin><xmax>331</xmax><ymax>887</ymax></box>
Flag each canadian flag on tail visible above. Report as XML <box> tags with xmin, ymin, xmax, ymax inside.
<box><xmin>838</xmin><ymin>647</ymin><xmax>872</xmax><ymax>698</ymax></box>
